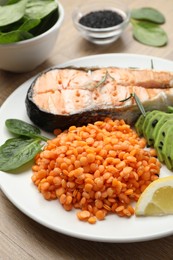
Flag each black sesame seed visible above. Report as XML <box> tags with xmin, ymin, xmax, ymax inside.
<box><xmin>79</xmin><ymin>10</ymin><xmax>124</xmax><ymax>29</ymax></box>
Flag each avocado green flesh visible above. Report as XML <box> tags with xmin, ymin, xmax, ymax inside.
<box><xmin>135</xmin><ymin>111</ymin><xmax>151</xmax><ymax>136</ymax></box>
<box><xmin>144</xmin><ymin>112</ymin><xmax>165</xmax><ymax>146</ymax></box>
<box><xmin>135</xmin><ymin>107</ymin><xmax>173</xmax><ymax>170</ymax></box>
<box><xmin>161</xmin><ymin>121</ymin><xmax>173</xmax><ymax>169</ymax></box>
<box><xmin>135</xmin><ymin>114</ymin><xmax>146</xmax><ymax>136</ymax></box>
<box><xmin>142</xmin><ymin>111</ymin><xmax>159</xmax><ymax>139</ymax></box>
<box><xmin>155</xmin><ymin>119</ymin><xmax>173</xmax><ymax>166</ymax></box>
<box><xmin>153</xmin><ymin>114</ymin><xmax>173</xmax><ymax>141</ymax></box>
<box><xmin>153</xmin><ymin>116</ymin><xmax>172</xmax><ymax>165</ymax></box>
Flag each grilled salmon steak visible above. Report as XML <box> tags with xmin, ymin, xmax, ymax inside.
<box><xmin>26</xmin><ymin>67</ymin><xmax>173</xmax><ymax>132</ymax></box>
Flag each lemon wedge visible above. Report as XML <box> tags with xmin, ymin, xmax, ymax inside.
<box><xmin>135</xmin><ymin>176</ymin><xmax>173</xmax><ymax>216</ymax></box>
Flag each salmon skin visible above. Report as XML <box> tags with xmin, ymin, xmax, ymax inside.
<box><xmin>25</xmin><ymin>66</ymin><xmax>173</xmax><ymax>132</ymax></box>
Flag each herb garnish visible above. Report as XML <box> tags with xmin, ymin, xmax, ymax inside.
<box><xmin>151</xmin><ymin>59</ymin><xmax>154</xmax><ymax>69</ymax></box>
<box><xmin>95</xmin><ymin>71</ymin><xmax>109</xmax><ymax>88</ymax></box>
<box><xmin>133</xmin><ymin>93</ymin><xmax>146</xmax><ymax>117</ymax></box>
<box><xmin>95</xmin><ymin>70</ymin><xmax>115</xmax><ymax>88</ymax></box>
<box><xmin>120</xmin><ymin>93</ymin><xmax>146</xmax><ymax>117</ymax></box>
<box><xmin>0</xmin><ymin>119</ymin><xmax>49</xmax><ymax>172</ymax></box>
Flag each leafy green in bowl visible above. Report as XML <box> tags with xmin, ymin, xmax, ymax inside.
<box><xmin>0</xmin><ymin>0</ymin><xmax>64</xmax><ymax>72</ymax></box>
<box><xmin>0</xmin><ymin>0</ymin><xmax>60</xmax><ymax>44</ymax></box>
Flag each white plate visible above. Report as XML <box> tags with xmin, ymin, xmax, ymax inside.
<box><xmin>1</xmin><ymin>53</ymin><xmax>173</xmax><ymax>243</ymax></box>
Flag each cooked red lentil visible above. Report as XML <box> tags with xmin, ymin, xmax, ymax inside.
<box><xmin>31</xmin><ymin>118</ymin><xmax>161</xmax><ymax>224</ymax></box>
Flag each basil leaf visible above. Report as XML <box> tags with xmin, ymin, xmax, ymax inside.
<box><xmin>132</xmin><ymin>20</ymin><xmax>168</xmax><ymax>47</ymax></box>
<box><xmin>0</xmin><ymin>0</ymin><xmax>27</xmax><ymax>26</ymax></box>
<box><xmin>25</xmin><ymin>0</ymin><xmax>58</xmax><ymax>20</ymax></box>
<box><xmin>131</xmin><ymin>7</ymin><xmax>165</xmax><ymax>24</ymax></box>
<box><xmin>0</xmin><ymin>137</ymin><xmax>43</xmax><ymax>171</ymax></box>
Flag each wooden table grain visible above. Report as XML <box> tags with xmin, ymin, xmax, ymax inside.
<box><xmin>1</xmin><ymin>0</ymin><xmax>173</xmax><ymax>259</ymax></box>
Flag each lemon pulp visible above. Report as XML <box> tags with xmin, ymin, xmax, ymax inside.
<box><xmin>145</xmin><ymin>186</ymin><xmax>173</xmax><ymax>215</ymax></box>
<box><xmin>135</xmin><ymin>176</ymin><xmax>173</xmax><ymax>216</ymax></box>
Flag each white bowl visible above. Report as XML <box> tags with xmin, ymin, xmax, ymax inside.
<box><xmin>0</xmin><ymin>1</ymin><xmax>64</xmax><ymax>73</ymax></box>
<box><xmin>72</xmin><ymin>0</ymin><xmax>130</xmax><ymax>45</ymax></box>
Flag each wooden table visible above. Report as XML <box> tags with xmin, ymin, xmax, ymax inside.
<box><xmin>1</xmin><ymin>0</ymin><xmax>173</xmax><ymax>259</ymax></box>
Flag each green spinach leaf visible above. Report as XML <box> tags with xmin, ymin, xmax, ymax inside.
<box><xmin>131</xmin><ymin>7</ymin><xmax>165</xmax><ymax>24</ymax></box>
<box><xmin>29</xmin><ymin>8</ymin><xmax>59</xmax><ymax>36</ymax></box>
<box><xmin>5</xmin><ymin>119</ymin><xmax>48</xmax><ymax>141</ymax></box>
<box><xmin>0</xmin><ymin>137</ymin><xmax>43</xmax><ymax>171</ymax></box>
<box><xmin>0</xmin><ymin>0</ymin><xmax>59</xmax><ymax>43</ymax></box>
<box><xmin>25</xmin><ymin>0</ymin><xmax>58</xmax><ymax>20</ymax></box>
<box><xmin>0</xmin><ymin>30</ymin><xmax>33</xmax><ymax>43</ymax></box>
<box><xmin>0</xmin><ymin>0</ymin><xmax>20</xmax><ymax>5</ymax></box>
<box><xmin>0</xmin><ymin>0</ymin><xmax>27</xmax><ymax>26</ymax></box>
<box><xmin>19</xmin><ymin>17</ymin><xmax>41</xmax><ymax>31</ymax></box>
<box><xmin>0</xmin><ymin>0</ymin><xmax>8</xmax><ymax>5</ymax></box>
<box><xmin>131</xmin><ymin>20</ymin><xmax>168</xmax><ymax>47</ymax></box>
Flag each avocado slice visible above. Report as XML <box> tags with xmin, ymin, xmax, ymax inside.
<box><xmin>142</xmin><ymin>110</ymin><xmax>159</xmax><ymax>139</ymax></box>
<box><xmin>161</xmin><ymin>119</ymin><xmax>173</xmax><ymax>169</ymax></box>
<box><xmin>135</xmin><ymin>113</ymin><xmax>148</xmax><ymax>136</ymax></box>
<box><xmin>169</xmin><ymin>135</ymin><xmax>173</xmax><ymax>169</ymax></box>
<box><xmin>162</xmin><ymin>125</ymin><xmax>173</xmax><ymax>170</ymax></box>
<box><xmin>154</xmin><ymin>119</ymin><xmax>173</xmax><ymax>165</ymax></box>
<box><xmin>152</xmin><ymin>113</ymin><xmax>173</xmax><ymax>141</ymax></box>
<box><xmin>143</xmin><ymin>111</ymin><xmax>166</xmax><ymax>146</ymax></box>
